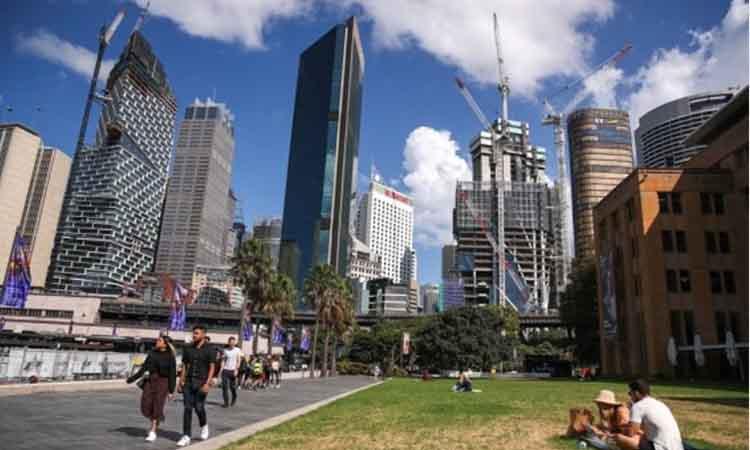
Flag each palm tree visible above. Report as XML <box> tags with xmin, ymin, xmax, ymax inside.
<box><xmin>263</xmin><ymin>272</ymin><xmax>296</xmax><ymax>355</ymax></box>
<box><xmin>303</xmin><ymin>264</ymin><xmax>337</xmax><ymax>378</ymax></box>
<box><xmin>329</xmin><ymin>278</ymin><xmax>354</xmax><ymax>377</ymax></box>
<box><xmin>231</xmin><ymin>238</ymin><xmax>274</xmax><ymax>355</ymax></box>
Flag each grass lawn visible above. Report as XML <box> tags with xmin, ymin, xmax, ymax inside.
<box><xmin>225</xmin><ymin>377</ymin><xmax>748</xmax><ymax>450</ymax></box>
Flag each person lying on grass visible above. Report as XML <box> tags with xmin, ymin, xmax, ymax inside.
<box><xmin>452</xmin><ymin>369</ymin><xmax>472</xmax><ymax>392</ymax></box>
<box><xmin>614</xmin><ymin>379</ymin><xmax>684</xmax><ymax>450</ymax></box>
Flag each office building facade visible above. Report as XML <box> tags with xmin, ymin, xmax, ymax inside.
<box><xmin>47</xmin><ymin>32</ymin><xmax>177</xmax><ymax>294</ymax></box>
<box><xmin>567</xmin><ymin>108</ymin><xmax>634</xmax><ymax>259</ymax></box>
<box><xmin>155</xmin><ymin>98</ymin><xmax>235</xmax><ymax>285</ymax></box>
<box><xmin>19</xmin><ymin>146</ymin><xmax>72</xmax><ymax>287</ymax></box>
<box><xmin>635</xmin><ymin>90</ymin><xmax>736</xmax><ymax>168</ymax></box>
<box><xmin>368</xmin><ymin>278</ymin><xmax>411</xmax><ymax>316</ymax></box>
<box><xmin>280</xmin><ymin>17</ymin><xmax>364</xmax><ymax>297</ymax></box>
<box><xmin>0</xmin><ymin>124</ymin><xmax>43</xmax><ymax>283</ymax></box>
<box><xmin>252</xmin><ymin>217</ymin><xmax>282</xmax><ymax>268</ymax></box>
<box><xmin>354</xmin><ymin>176</ymin><xmax>415</xmax><ymax>285</ymax></box>
<box><xmin>421</xmin><ymin>283</ymin><xmax>440</xmax><ymax>315</ymax></box>
<box><xmin>441</xmin><ymin>244</ymin><xmax>456</xmax><ymax>279</ymax></box>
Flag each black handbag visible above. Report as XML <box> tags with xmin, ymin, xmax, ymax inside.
<box><xmin>136</xmin><ymin>371</ymin><xmax>150</xmax><ymax>390</ymax></box>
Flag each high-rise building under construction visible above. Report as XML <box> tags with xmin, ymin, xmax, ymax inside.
<box><xmin>453</xmin><ymin>118</ymin><xmax>562</xmax><ymax>312</ymax></box>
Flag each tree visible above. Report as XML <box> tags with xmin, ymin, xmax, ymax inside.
<box><xmin>414</xmin><ymin>305</ymin><xmax>518</xmax><ymax>372</ymax></box>
<box><xmin>263</xmin><ymin>272</ymin><xmax>296</xmax><ymax>355</ymax></box>
<box><xmin>302</xmin><ymin>264</ymin><xmax>337</xmax><ymax>378</ymax></box>
<box><xmin>559</xmin><ymin>257</ymin><xmax>600</xmax><ymax>364</ymax></box>
<box><xmin>329</xmin><ymin>278</ymin><xmax>354</xmax><ymax>376</ymax></box>
<box><xmin>231</xmin><ymin>238</ymin><xmax>274</xmax><ymax>355</ymax></box>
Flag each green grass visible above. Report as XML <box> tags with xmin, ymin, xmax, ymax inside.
<box><xmin>225</xmin><ymin>378</ymin><xmax>748</xmax><ymax>450</ymax></box>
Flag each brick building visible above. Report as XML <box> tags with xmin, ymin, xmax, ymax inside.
<box><xmin>593</xmin><ymin>87</ymin><xmax>747</xmax><ymax>379</ymax></box>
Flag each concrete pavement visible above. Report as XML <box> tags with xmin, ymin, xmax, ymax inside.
<box><xmin>0</xmin><ymin>375</ymin><xmax>376</xmax><ymax>450</ymax></box>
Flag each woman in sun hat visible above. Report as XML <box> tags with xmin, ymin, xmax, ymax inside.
<box><xmin>582</xmin><ymin>389</ymin><xmax>631</xmax><ymax>449</ymax></box>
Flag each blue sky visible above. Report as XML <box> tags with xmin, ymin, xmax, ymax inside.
<box><xmin>1</xmin><ymin>0</ymin><xmax>747</xmax><ymax>284</ymax></box>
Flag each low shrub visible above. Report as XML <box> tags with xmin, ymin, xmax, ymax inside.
<box><xmin>337</xmin><ymin>360</ymin><xmax>370</xmax><ymax>375</ymax></box>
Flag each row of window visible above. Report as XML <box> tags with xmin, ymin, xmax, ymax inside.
<box><xmin>660</xmin><ymin>229</ymin><xmax>731</xmax><ymax>254</ymax></box>
<box><xmin>665</xmin><ymin>269</ymin><xmax>736</xmax><ymax>294</ymax></box>
<box><xmin>658</xmin><ymin>192</ymin><xmax>725</xmax><ymax>215</ymax></box>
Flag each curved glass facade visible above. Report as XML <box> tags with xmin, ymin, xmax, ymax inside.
<box><xmin>279</xmin><ymin>17</ymin><xmax>364</xmax><ymax>303</ymax></box>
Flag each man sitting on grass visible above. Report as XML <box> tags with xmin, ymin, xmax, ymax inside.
<box><xmin>614</xmin><ymin>379</ymin><xmax>684</xmax><ymax>450</ymax></box>
<box><xmin>452</xmin><ymin>369</ymin><xmax>472</xmax><ymax>392</ymax></box>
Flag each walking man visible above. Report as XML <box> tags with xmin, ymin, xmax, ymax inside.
<box><xmin>221</xmin><ymin>337</ymin><xmax>242</xmax><ymax>407</ymax></box>
<box><xmin>177</xmin><ymin>325</ymin><xmax>216</xmax><ymax>447</ymax></box>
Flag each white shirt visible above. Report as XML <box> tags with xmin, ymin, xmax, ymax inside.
<box><xmin>271</xmin><ymin>360</ymin><xmax>280</xmax><ymax>371</ymax></box>
<box><xmin>223</xmin><ymin>347</ymin><xmax>243</xmax><ymax>371</ymax></box>
<box><xmin>630</xmin><ymin>396</ymin><xmax>684</xmax><ymax>450</ymax></box>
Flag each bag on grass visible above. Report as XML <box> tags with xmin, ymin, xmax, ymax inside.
<box><xmin>566</xmin><ymin>407</ymin><xmax>594</xmax><ymax>437</ymax></box>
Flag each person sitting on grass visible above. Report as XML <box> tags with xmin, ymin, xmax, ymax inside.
<box><xmin>582</xmin><ymin>390</ymin><xmax>630</xmax><ymax>450</ymax></box>
<box><xmin>452</xmin><ymin>368</ymin><xmax>472</xmax><ymax>392</ymax></box>
<box><xmin>614</xmin><ymin>379</ymin><xmax>684</xmax><ymax>450</ymax></box>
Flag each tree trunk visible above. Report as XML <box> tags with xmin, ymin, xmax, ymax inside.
<box><xmin>331</xmin><ymin>334</ymin><xmax>338</xmax><ymax>376</ymax></box>
<box><xmin>322</xmin><ymin>325</ymin><xmax>331</xmax><ymax>378</ymax></box>
<box><xmin>252</xmin><ymin>322</ymin><xmax>259</xmax><ymax>355</ymax></box>
<box><xmin>267</xmin><ymin>319</ymin><xmax>274</xmax><ymax>356</ymax></box>
<box><xmin>309</xmin><ymin>317</ymin><xmax>320</xmax><ymax>378</ymax></box>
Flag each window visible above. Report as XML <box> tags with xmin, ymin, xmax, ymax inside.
<box><xmin>713</xmin><ymin>193</ymin><xmax>725</xmax><ymax>215</ymax></box>
<box><xmin>719</xmin><ymin>232</ymin><xmax>730</xmax><ymax>253</ymax></box>
<box><xmin>671</xmin><ymin>193</ymin><xmax>683</xmax><ymax>214</ymax></box>
<box><xmin>665</xmin><ymin>155</ymin><xmax>675</xmax><ymax>167</ymax></box>
<box><xmin>724</xmin><ymin>271</ymin><xmax>736</xmax><ymax>294</ymax></box>
<box><xmin>675</xmin><ymin>231</ymin><xmax>687</xmax><ymax>253</ymax></box>
<box><xmin>666</xmin><ymin>269</ymin><xmax>678</xmax><ymax>293</ymax></box>
<box><xmin>684</xmin><ymin>311</ymin><xmax>695</xmax><ymax>345</ymax></box>
<box><xmin>678</xmin><ymin>270</ymin><xmax>691</xmax><ymax>293</ymax></box>
<box><xmin>701</xmin><ymin>193</ymin><xmax>713</xmax><ymax>214</ymax></box>
<box><xmin>662</xmin><ymin>230</ymin><xmax>674</xmax><ymax>252</ymax></box>
<box><xmin>670</xmin><ymin>311</ymin><xmax>683</xmax><ymax>344</ymax></box>
<box><xmin>658</xmin><ymin>192</ymin><xmax>669</xmax><ymax>213</ymax></box>
<box><xmin>705</xmin><ymin>231</ymin><xmax>717</xmax><ymax>254</ymax></box>
<box><xmin>709</xmin><ymin>271</ymin><xmax>723</xmax><ymax>293</ymax></box>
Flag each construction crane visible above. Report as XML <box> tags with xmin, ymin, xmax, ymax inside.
<box><xmin>541</xmin><ymin>42</ymin><xmax>632</xmax><ymax>293</ymax></box>
<box><xmin>74</xmin><ymin>8</ymin><xmax>126</xmax><ymax>155</ymax></box>
<box><xmin>493</xmin><ymin>12</ymin><xmax>510</xmax><ymax>126</ymax></box>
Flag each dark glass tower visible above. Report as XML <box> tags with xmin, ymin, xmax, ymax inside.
<box><xmin>279</xmin><ymin>17</ymin><xmax>364</xmax><ymax>299</ymax></box>
<box><xmin>46</xmin><ymin>32</ymin><xmax>177</xmax><ymax>294</ymax></box>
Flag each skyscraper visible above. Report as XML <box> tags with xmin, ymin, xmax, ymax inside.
<box><xmin>635</xmin><ymin>90</ymin><xmax>736</xmax><ymax>167</ymax></box>
<box><xmin>279</xmin><ymin>17</ymin><xmax>364</xmax><ymax>296</ymax></box>
<box><xmin>252</xmin><ymin>218</ymin><xmax>282</xmax><ymax>268</ymax></box>
<box><xmin>441</xmin><ymin>244</ymin><xmax>456</xmax><ymax>279</ymax></box>
<box><xmin>47</xmin><ymin>31</ymin><xmax>177</xmax><ymax>294</ymax></box>
<box><xmin>567</xmin><ymin>108</ymin><xmax>634</xmax><ymax>259</ymax></box>
<box><xmin>155</xmin><ymin>98</ymin><xmax>235</xmax><ymax>285</ymax></box>
<box><xmin>354</xmin><ymin>175</ymin><xmax>415</xmax><ymax>285</ymax></box>
<box><xmin>0</xmin><ymin>124</ymin><xmax>42</xmax><ymax>283</ymax></box>
<box><xmin>454</xmin><ymin>118</ymin><xmax>561</xmax><ymax>311</ymax></box>
<box><xmin>19</xmin><ymin>146</ymin><xmax>71</xmax><ymax>287</ymax></box>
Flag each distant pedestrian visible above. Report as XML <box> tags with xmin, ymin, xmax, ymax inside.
<box><xmin>221</xmin><ymin>337</ymin><xmax>242</xmax><ymax>407</ymax></box>
<box><xmin>177</xmin><ymin>325</ymin><xmax>216</xmax><ymax>447</ymax></box>
<box><xmin>270</xmin><ymin>355</ymin><xmax>281</xmax><ymax>388</ymax></box>
<box><xmin>126</xmin><ymin>335</ymin><xmax>176</xmax><ymax>442</ymax></box>
<box><xmin>262</xmin><ymin>355</ymin><xmax>271</xmax><ymax>389</ymax></box>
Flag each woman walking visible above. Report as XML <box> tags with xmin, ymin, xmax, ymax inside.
<box><xmin>127</xmin><ymin>335</ymin><xmax>177</xmax><ymax>442</ymax></box>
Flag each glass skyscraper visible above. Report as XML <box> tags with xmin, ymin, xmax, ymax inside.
<box><xmin>46</xmin><ymin>31</ymin><xmax>177</xmax><ymax>294</ymax></box>
<box><xmin>279</xmin><ymin>17</ymin><xmax>364</xmax><ymax>299</ymax></box>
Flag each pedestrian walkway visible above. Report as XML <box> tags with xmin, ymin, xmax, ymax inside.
<box><xmin>0</xmin><ymin>375</ymin><xmax>375</xmax><ymax>450</ymax></box>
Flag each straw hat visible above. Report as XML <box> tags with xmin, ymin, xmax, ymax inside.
<box><xmin>594</xmin><ymin>390</ymin><xmax>621</xmax><ymax>406</ymax></box>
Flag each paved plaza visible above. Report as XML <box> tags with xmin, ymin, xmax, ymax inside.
<box><xmin>0</xmin><ymin>376</ymin><xmax>375</xmax><ymax>450</ymax></box>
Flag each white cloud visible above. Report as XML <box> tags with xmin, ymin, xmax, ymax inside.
<box><xmin>625</xmin><ymin>0</ymin><xmax>749</xmax><ymax>128</ymax></box>
<box><xmin>342</xmin><ymin>0</ymin><xmax>614</xmax><ymax>97</ymax></box>
<box><xmin>401</xmin><ymin>126</ymin><xmax>471</xmax><ymax>247</ymax></box>
<box><xmin>563</xmin><ymin>65</ymin><xmax>624</xmax><ymax>112</ymax></box>
<box><xmin>16</xmin><ymin>30</ymin><xmax>115</xmax><ymax>82</ymax></box>
<box><xmin>133</xmin><ymin>0</ymin><xmax>311</xmax><ymax>49</ymax></box>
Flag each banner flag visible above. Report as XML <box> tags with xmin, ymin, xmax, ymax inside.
<box><xmin>272</xmin><ymin>319</ymin><xmax>285</xmax><ymax>345</ymax></box>
<box><xmin>162</xmin><ymin>274</ymin><xmax>194</xmax><ymax>331</ymax></box>
<box><xmin>241</xmin><ymin>303</ymin><xmax>253</xmax><ymax>342</ymax></box>
<box><xmin>1</xmin><ymin>230</ymin><xmax>32</xmax><ymax>309</ymax></box>
<box><xmin>300</xmin><ymin>327</ymin><xmax>311</xmax><ymax>352</ymax></box>
<box><xmin>600</xmin><ymin>251</ymin><xmax>617</xmax><ymax>337</ymax></box>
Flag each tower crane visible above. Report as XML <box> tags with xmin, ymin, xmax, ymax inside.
<box><xmin>541</xmin><ymin>42</ymin><xmax>632</xmax><ymax>292</ymax></box>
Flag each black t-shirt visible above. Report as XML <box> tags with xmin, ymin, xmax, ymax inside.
<box><xmin>182</xmin><ymin>341</ymin><xmax>216</xmax><ymax>386</ymax></box>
